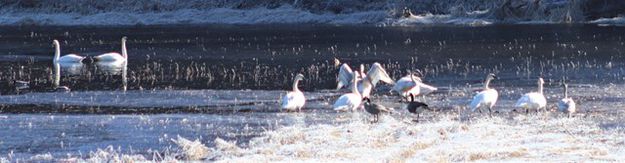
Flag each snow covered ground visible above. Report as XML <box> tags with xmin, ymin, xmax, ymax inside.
<box><xmin>0</xmin><ymin>0</ymin><xmax>623</xmax><ymax>26</ymax></box>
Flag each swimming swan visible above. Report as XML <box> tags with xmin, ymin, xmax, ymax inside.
<box><xmin>95</xmin><ymin>36</ymin><xmax>128</xmax><ymax>62</ymax></box>
<box><xmin>53</xmin><ymin>40</ymin><xmax>85</xmax><ymax>63</ymax></box>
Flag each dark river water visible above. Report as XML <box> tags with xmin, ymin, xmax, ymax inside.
<box><xmin>0</xmin><ymin>24</ymin><xmax>624</xmax><ymax>161</ymax></box>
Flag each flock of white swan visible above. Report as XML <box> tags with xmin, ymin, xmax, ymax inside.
<box><xmin>282</xmin><ymin>61</ymin><xmax>577</xmax><ymax>122</ymax></box>
<box><xmin>20</xmin><ymin>36</ymin><xmax>576</xmax><ymax>121</ymax></box>
<box><xmin>46</xmin><ymin>37</ymin><xmax>128</xmax><ymax>91</ymax></box>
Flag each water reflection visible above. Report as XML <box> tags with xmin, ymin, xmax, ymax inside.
<box><xmin>96</xmin><ymin>60</ymin><xmax>128</xmax><ymax>91</ymax></box>
<box><xmin>96</xmin><ymin>60</ymin><xmax>126</xmax><ymax>75</ymax></box>
<box><xmin>59</xmin><ymin>62</ymin><xmax>85</xmax><ymax>76</ymax></box>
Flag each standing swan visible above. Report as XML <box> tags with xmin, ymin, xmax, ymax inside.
<box><xmin>515</xmin><ymin>77</ymin><xmax>547</xmax><ymax>114</ymax></box>
<box><xmin>281</xmin><ymin>74</ymin><xmax>306</xmax><ymax>112</ymax></box>
<box><xmin>469</xmin><ymin>73</ymin><xmax>499</xmax><ymax>116</ymax></box>
<box><xmin>333</xmin><ymin>73</ymin><xmax>362</xmax><ymax>112</ymax></box>
<box><xmin>558</xmin><ymin>82</ymin><xmax>576</xmax><ymax>117</ymax></box>
<box><xmin>95</xmin><ymin>37</ymin><xmax>128</xmax><ymax>62</ymax></box>
<box><xmin>53</xmin><ymin>40</ymin><xmax>85</xmax><ymax>63</ymax></box>
<box><xmin>392</xmin><ymin>71</ymin><xmax>437</xmax><ymax>102</ymax></box>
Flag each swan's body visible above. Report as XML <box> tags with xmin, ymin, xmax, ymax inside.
<box><xmin>363</xmin><ymin>98</ymin><xmax>392</xmax><ymax>122</ymax></box>
<box><xmin>392</xmin><ymin>73</ymin><xmax>437</xmax><ymax>101</ymax></box>
<box><xmin>515</xmin><ymin>78</ymin><xmax>547</xmax><ymax>114</ymax></box>
<box><xmin>404</xmin><ymin>94</ymin><xmax>430</xmax><ymax>122</ymax></box>
<box><xmin>53</xmin><ymin>40</ymin><xmax>85</xmax><ymax>64</ymax></box>
<box><xmin>469</xmin><ymin>73</ymin><xmax>499</xmax><ymax>116</ymax></box>
<box><xmin>337</xmin><ymin>63</ymin><xmax>394</xmax><ymax>98</ymax></box>
<box><xmin>281</xmin><ymin>74</ymin><xmax>306</xmax><ymax>112</ymax></box>
<box><xmin>95</xmin><ymin>37</ymin><xmax>127</xmax><ymax>62</ymax></box>
<box><xmin>333</xmin><ymin>73</ymin><xmax>363</xmax><ymax>112</ymax></box>
<box><xmin>558</xmin><ymin>83</ymin><xmax>576</xmax><ymax>117</ymax></box>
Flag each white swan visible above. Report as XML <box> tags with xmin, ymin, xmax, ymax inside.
<box><xmin>95</xmin><ymin>36</ymin><xmax>127</xmax><ymax>62</ymax></box>
<box><xmin>337</xmin><ymin>63</ymin><xmax>394</xmax><ymax>98</ymax></box>
<box><xmin>558</xmin><ymin>82</ymin><xmax>576</xmax><ymax>117</ymax></box>
<box><xmin>515</xmin><ymin>77</ymin><xmax>547</xmax><ymax>114</ymax></box>
<box><xmin>392</xmin><ymin>71</ymin><xmax>438</xmax><ymax>102</ymax></box>
<box><xmin>469</xmin><ymin>73</ymin><xmax>499</xmax><ymax>116</ymax></box>
<box><xmin>53</xmin><ymin>40</ymin><xmax>85</xmax><ymax>63</ymax></box>
<box><xmin>281</xmin><ymin>73</ymin><xmax>306</xmax><ymax>112</ymax></box>
<box><xmin>333</xmin><ymin>73</ymin><xmax>363</xmax><ymax>112</ymax></box>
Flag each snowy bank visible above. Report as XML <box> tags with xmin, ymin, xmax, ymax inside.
<box><xmin>0</xmin><ymin>0</ymin><xmax>624</xmax><ymax>26</ymax></box>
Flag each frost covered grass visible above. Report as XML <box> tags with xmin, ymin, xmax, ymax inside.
<box><xmin>0</xmin><ymin>5</ymin><xmax>387</xmax><ymax>26</ymax></box>
<box><xmin>2</xmin><ymin>110</ymin><xmax>624</xmax><ymax>162</ymax></box>
<box><xmin>213</xmin><ymin>113</ymin><xmax>625</xmax><ymax>162</ymax></box>
<box><xmin>0</xmin><ymin>0</ymin><xmax>622</xmax><ymax>26</ymax></box>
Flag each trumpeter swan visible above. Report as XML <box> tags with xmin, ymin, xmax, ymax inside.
<box><xmin>558</xmin><ymin>82</ymin><xmax>576</xmax><ymax>117</ymax></box>
<box><xmin>333</xmin><ymin>73</ymin><xmax>363</xmax><ymax>112</ymax></box>
<box><xmin>469</xmin><ymin>73</ymin><xmax>499</xmax><ymax>116</ymax></box>
<box><xmin>337</xmin><ymin>62</ymin><xmax>394</xmax><ymax>98</ymax></box>
<box><xmin>281</xmin><ymin>73</ymin><xmax>306</xmax><ymax>112</ymax></box>
<box><xmin>515</xmin><ymin>77</ymin><xmax>547</xmax><ymax>114</ymax></box>
<box><xmin>404</xmin><ymin>94</ymin><xmax>430</xmax><ymax>122</ymax></box>
<box><xmin>53</xmin><ymin>40</ymin><xmax>85</xmax><ymax>63</ymax></box>
<box><xmin>392</xmin><ymin>71</ymin><xmax>437</xmax><ymax>102</ymax></box>
<box><xmin>363</xmin><ymin>98</ymin><xmax>393</xmax><ymax>122</ymax></box>
<box><xmin>95</xmin><ymin>36</ymin><xmax>128</xmax><ymax>62</ymax></box>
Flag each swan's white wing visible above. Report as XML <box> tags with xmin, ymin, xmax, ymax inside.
<box><xmin>515</xmin><ymin>93</ymin><xmax>532</xmax><ymax>107</ymax></box>
<box><xmin>282</xmin><ymin>91</ymin><xmax>304</xmax><ymax>111</ymax></box>
<box><xmin>470</xmin><ymin>89</ymin><xmax>498</xmax><ymax>111</ymax></box>
<box><xmin>515</xmin><ymin>92</ymin><xmax>546</xmax><ymax>108</ymax></box>
<box><xmin>366</xmin><ymin>63</ymin><xmax>394</xmax><ymax>86</ymax></box>
<box><xmin>557</xmin><ymin>99</ymin><xmax>569</xmax><ymax>112</ymax></box>
<box><xmin>470</xmin><ymin>91</ymin><xmax>486</xmax><ymax>111</ymax></box>
<box><xmin>96</xmin><ymin>52</ymin><xmax>125</xmax><ymax>62</ymax></box>
<box><xmin>337</xmin><ymin>63</ymin><xmax>354</xmax><ymax>90</ymax></box>
<box><xmin>58</xmin><ymin>54</ymin><xmax>85</xmax><ymax>63</ymax></box>
<box><xmin>333</xmin><ymin>93</ymin><xmax>361</xmax><ymax>111</ymax></box>
<box><xmin>392</xmin><ymin>76</ymin><xmax>417</xmax><ymax>94</ymax></box>
<box><xmin>281</xmin><ymin>92</ymin><xmax>296</xmax><ymax>110</ymax></box>
<box><xmin>418</xmin><ymin>82</ymin><xmax>438</xmax><ymax>95</ymax></box>
<box><xmin>558</xmin><ymin>98</ymin><xmax>575</xmax><ymax>113</ymax></box>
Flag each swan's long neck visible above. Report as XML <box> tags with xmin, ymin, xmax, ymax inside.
<box><xmin>538</xmin><ymin>82</ymin><xmax>544</xmax><ymax>94</ymax></box>
<box><xmin>484</xmin><ymin>78</ymin><xmax>492</xmax><ymax>89</ymax></box>
<box><xmin>54</xmin><ymin>43</ymin><xmax>60</xmax><ymax>62</ymax></box>
<box><xmin>292</xmin><ymin>78</ymin><xmax>300</xmax><ymax>92</ymax></box>
<box><xmin>121</xmin><ymin>39</ymin><xmax>128</xmax><ymax>59</ymax></box>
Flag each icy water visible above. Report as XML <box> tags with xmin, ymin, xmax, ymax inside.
<box><xmin>1</xmin><ymin>25</ymin><xmax>625</xmax><ymax>161</ymax></box>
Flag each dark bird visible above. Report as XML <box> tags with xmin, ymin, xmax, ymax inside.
<box><xmin>362</xmin><ymin>98</ymin><xmax>392</xmax><ymax>123</ymax></box>
<box><xmin>405</xmin><ymin>94</ymin><xmax>430</xmax><ymax>122</ymax></box>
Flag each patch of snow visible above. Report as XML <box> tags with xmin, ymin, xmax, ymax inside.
<box><xmin>589</xmin><ymin>17</ymin><xmax>625</xmax><ymax>25</ymax></box>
